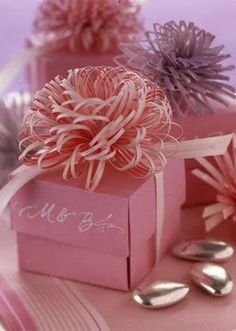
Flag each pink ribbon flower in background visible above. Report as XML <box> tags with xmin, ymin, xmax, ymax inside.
<box><xmin>116</xmin><ymin>20</ymin><xmax>236</xmax><ymax>116</ymax></box>
<box><xmin>28</xmin><ymin>0</ymin><xmax>143</xmax><ymax>52</ymax></box>
<box><xmin>19</xmin><ymin>66</ymin><xmax>179</xmax><ymax>191</ymax></box>
<box><xmin>193</xmin><ymin>138</ymin><xmax>236</xmax><ymax>232</ymax></box>
<box><xmin>0</xmin><ymin>0</ymin><xmax>144</xmax><ymax>96</ymax></box>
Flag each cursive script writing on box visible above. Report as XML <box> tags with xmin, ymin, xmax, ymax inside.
<box><xmin>13</xmin><ymin>201</ymin><xmax>125</xmax><ymax>234</ymax></box>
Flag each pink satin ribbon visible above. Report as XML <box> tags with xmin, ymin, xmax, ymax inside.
<box><xmin>0</xmin><ymin>48</ymin><xmax>45</xmax><ymax>97</ymax></box>
<box><xmin>155</xmin><ymin>171</ymin><xmax>165</xmax><ymax>262</ymax></box>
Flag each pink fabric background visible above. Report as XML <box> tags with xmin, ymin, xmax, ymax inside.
<box><xmin>0</xmin><ymin>0</ymin><xmax>235</xmax><ymax>90</ymax></box>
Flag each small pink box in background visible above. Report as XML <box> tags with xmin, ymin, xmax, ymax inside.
<box><xmin>27</xmin><ymin>50</ymin><xmax>116</xmax><ymax>91</ymax></box>
<box><xmin>9</xmin><ymin>159</ymin><xmax>185</xmax><ymax>291</ymax></box>
<box><xmin>174</xmin><ymin>100</ymin><xmax>236</xmax><ymax>206</ymax></box>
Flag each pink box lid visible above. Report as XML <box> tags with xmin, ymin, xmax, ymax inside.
<box><xmin>27</xmin><ymin>49</ymin><xmax>117</xmax><ymax>90</ymax></box>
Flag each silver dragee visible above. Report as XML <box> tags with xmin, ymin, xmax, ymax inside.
<box><xmin>132</xmin><ymin>281</ymin><xmax>190</xmax><ymax>309</ymax></box>
<box><xmin>191</xmin><ymin>263</ymin><xmax>233</xmax><ymax>296</ymax></box>
<box><xmin>173</xmin><ymin>240</ymin><xmax>234</xmax><ymax>262</ymax></box>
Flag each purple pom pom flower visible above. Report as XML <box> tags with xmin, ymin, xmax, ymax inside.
<box><xmin>116</xmin><ymin>20</ymin><xmax>236</xmax><ymax>116</ymax></box>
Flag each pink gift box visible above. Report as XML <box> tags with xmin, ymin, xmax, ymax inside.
<box><xmin>9</xmin><ymin>159</ymin><xmax>185</xmax><ymax>291</ymax></box>
<box><xmin>174</xmin><ymin>100</ymin><xmax>236</xmax><ymax>206</ymax></box>
<box><xmin>27</xmin><ymin>50</ymin><xmax>116</xmax><ymax>91</ymax></box>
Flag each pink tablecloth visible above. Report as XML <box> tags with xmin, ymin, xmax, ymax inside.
<box><xmin>1</xmin><ymin>207</ymin><xmax>236</xmax><ymax>331</ymax></box>
<box><xmin>80</xmin><ymin>206</ymin><xmax>236</xmax><ymax>331</ymax></box>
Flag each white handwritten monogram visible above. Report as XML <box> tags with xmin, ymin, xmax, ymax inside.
<box><xmin>13</xmin><ymin>201</ymin><xmax>125</xmax><ymax>234</ymax></box>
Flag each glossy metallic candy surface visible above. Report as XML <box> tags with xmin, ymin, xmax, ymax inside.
<box><xmin>173</xmin><ymin>240</ymin><xmax>234</xmax><ymax>262</ymax></box>
<box><xmin>133</xmin><ymin>281</ymin><xmax>190</xmax><ymax>309</ymax></box>
<box><xmin>191</xmin><ymin>263</ymin><xmax>233</xmax><ymax>296</ymax></box>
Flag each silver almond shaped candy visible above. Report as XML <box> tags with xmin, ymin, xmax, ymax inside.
<box><xmin>173</xmin><ymin>240</ymin><xmax>234</xmax><ymax>262</ymax></box>
<box><xmin>191</xmin><ymin>263</ymin><xmax>233</xmax><ymax>296</ymax></box>
<box><xmin>133</xmin><ymin>281</ymin><xmax>190</xmax><ymax>309</ymax></box>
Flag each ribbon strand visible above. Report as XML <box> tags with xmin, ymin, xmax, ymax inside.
<box><xmin>0</xmin><ymin>166</ymin><xmax>44</xmax><ymax>217</ymax></box>
<box><xmin>0</xmin><ymin>49</ymin><xmax>43</xmax><ymax>97</ymax></box>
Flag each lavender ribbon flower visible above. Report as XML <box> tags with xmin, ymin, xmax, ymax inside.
<box><xmin>116</xmin><ymin>20</ymin><xmax>236</xmax><ymax>116</ymax></box>
<box><xmin>0</xmin><ymin>92</ymin><xmax>31</xmax><ymax>187</ymax></box>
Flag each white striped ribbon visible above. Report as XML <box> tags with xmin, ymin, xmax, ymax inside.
<box><xmin>0</xmin><ymin>216</ymin><xmax>110</xmax><ymax>331</ymax></box>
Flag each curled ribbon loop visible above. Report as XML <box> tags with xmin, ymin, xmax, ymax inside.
<box><xmin>19</xmin><ymin>66</ymin><xmax>178</xmax><ymax>191</ymax></box>
<box><xmin>192</xmin><ymin>135</ymin><xmax>236</xmax><ymax>232</ymax></box>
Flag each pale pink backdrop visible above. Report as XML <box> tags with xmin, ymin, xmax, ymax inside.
<box><xmin>0</xmin><ymin>0</ymin><xmax>235</xmax><ymax>90</ymax></box>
